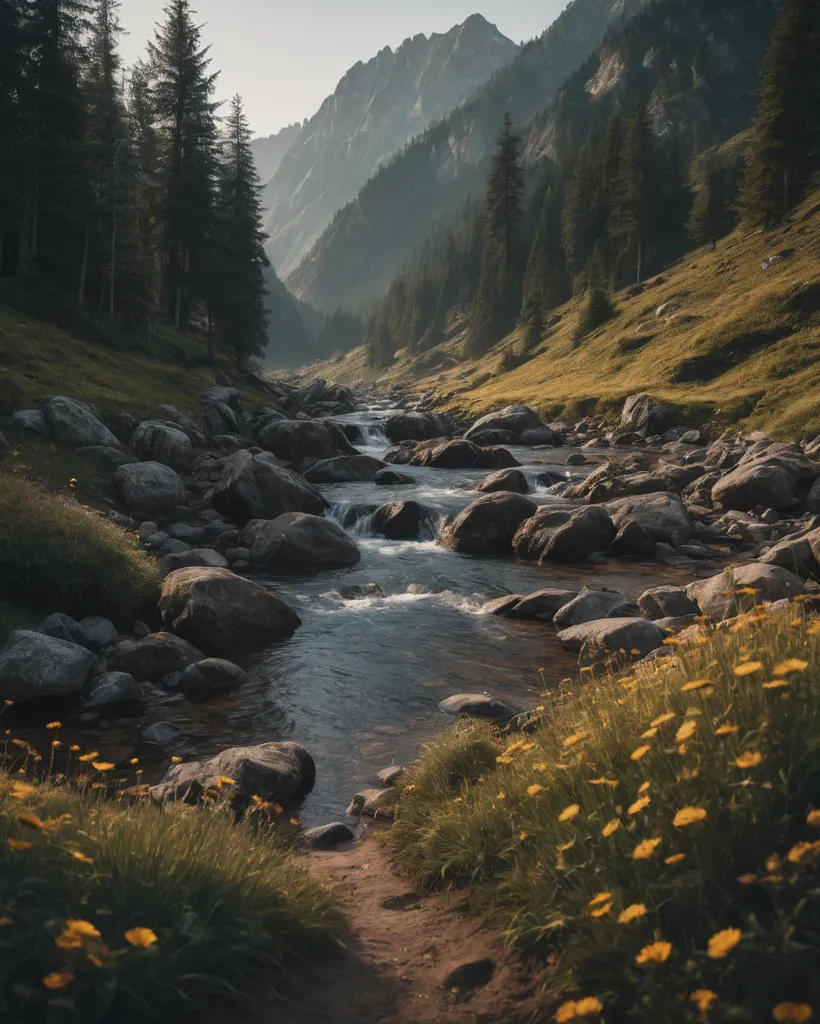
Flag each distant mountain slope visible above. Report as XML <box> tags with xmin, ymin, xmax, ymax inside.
<box><xmin>286</xmin><ymin>0</ymin><xmax>649</xmax><ymax>312</ymax></box>
<box><xmin>250</xmin><ymin>123</ymin><xmax>302</xmax><ymax>195</ymax></box>
<box><xmin>264</xmin><ymin>14</ymin><xmax>519</xmax><ymax>279</ymax></box>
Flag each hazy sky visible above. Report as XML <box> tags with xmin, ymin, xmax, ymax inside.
<box><xmin>118</xmin><ymin>1</ymin><xmax>566</xmax><ymax>137</ymax></box>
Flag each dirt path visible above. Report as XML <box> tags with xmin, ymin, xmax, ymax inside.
<box><xmin>253</xmin><ymin>839</ymin><xmax>550</xmax><ymax>1024</ymax></box>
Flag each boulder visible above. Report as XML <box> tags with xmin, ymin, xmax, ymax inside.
<box><xmin>376</xmin><ymin>765</ymin><xmax>405</xmax><ymax>787</ymax></box>
<box><xmin>156</xmin><ymin>405</ymin><xmax>207</xmax><ymax>446</ymax></box>
<box><xmin>114</xmin><ymin>461</ymin><xmax>186</xmax><ymax>514</ymax></box>
<box><xmin>83</xmin><ymin>671</ymin><xmax>143</xmax><ymax>708</ymax></box>
<box><xmin>553</xmin><ymin>589</ymin><xmax>637</xmax><ymax>629</ymax></box>
<box><xmin>142</xmin><ymin>723</ymin><xmax>183</xmax><ymax>745</ymax></box>
<box><xmin>519</xmin><ymin>427</ymin><xmax>560</xmax><ymax>447</ymax></box>
<box><xmin>607</xmin><ymin>521</ymin><xmax>658</xmax><ymax>559</ymax></box>
<box><xmin>37</xmin><ymin>612</ymin><xmax>88</xmax><ymax>647</ymax></box>
<box><xmin>240</xmin><ymin>513</ymin><xmax>361</xmax><ymax>572</ymax></box>
<box><xmin>513</xmin><ymin>505</ymin><xmax>616</xmax><ymax>564</ymax></box>
<box><xmin>439</xmin><ymin>694</ymin><xmax>519</xmax><ymax>722</ymax></box>
<box><xmin>338</xmin><ymin>583</ymin><xmax>386</xmax><ymax>600</ymax></box>
<box><xmin>411</xmin><ymin>439</ymin><xmax>519</xmax><ymax>470</ymax></box>
<box><xmin>158</xmin><ymin>549</ymin><xmax>231</xmax><ymax>577</ymax></box>
<box><xmin>159</xmin><ymin>567</ymin><xmax>301</xmax><ymax>653</ymax></box>
<box><xmin>476</xmin><ymin>469</ymin><xmax>529</xmax><ymax>495</ymax></box>
<box><xmin>508</xmin><ymin>589</ymin><xmax>578</xmax><ymax>622</ymax></box>
<box><xmin>256</xmin><ymin>419</ymin><xmax>353</xmax><ymax>465</ymax></box>
<box><xmin>374</xmin><ymin>468</ymin><xmax>415</xmax><ymax>486</ymax></box>
<box><xmin>11</xmin><ymin>409</ymin><xmax>49</xmax><ymax>437</ymax></box>
<box><xmin>638</xmin><ymin>587</ymin><xmax>700</xmax><ymax>621</ymax></box>
<box><xmin>712</xmin><ymin>463</ymin><xmax>798</xmax><ymax>512</ymax></box>
<box><xmin>42</xmin><ymin>396</ymin><xmax>121</xmax><ymax>450</ymax></box>
<box><xmin>465</xmin><ymin>405</ymin><xmax>541</xmax><ymax>440</ymax></box>
<box><xmin>151</xmin><ymin>741</ymin><xmax>315</xmax><ymax>808</ymax></box>
<box><xmin>606</xmin><ymin>492</ymin><xmax>692</xmax><ymax>543</ymax></box>
<box><xmin>346</xmin><ymin>788</ymin><xmax>397</xmax><ymax>820</ymax></box>
<box><xmin>177</xmin><ymin>658</ymin><xmax>249</xmax><ymax>698</ymax></box>
<box><xmin>371</xmin><ymin>501</ymin><xmax>428</xmax><ymax>540</ymax></box>
<box><xmin>109</xmin><ymin>632</ymin><xmax>204</xmax><ymax>680</ymax></box>
<box><xmin>760</xmin><ymin>529</ymin><xmax>820</xmax><ymax>578</ymax></box>
<box><xmin>440</xmin><ymin>492</ymin><xmax>537</xmax><ymax>555</ymax></box>
<box><xmin>557</xmin><ymin>617</ymin><xmax>665</xmax><ymax>658</ymax></box>
<box><xmin>74</xmin><ymin>445</ymin><xmax>139</xmax><ymax>469</ymax></box>
<box><xmin>303</xmin><ymin>454</ymin><xmax>386</xmax><ymax>483</ymax></box>
<box><xmin>619</xmin><ymin>394</ymin><xmax>671</xmax><ymax>436</ymax></box>
<box><xmin>202</xmin><ymin>386</ymin><xmax>241</xmax><ymax>410</ymax></box>
<box><xmin>203</xmin><ymin>402</ymin><xmax>241</xmax><ymax>437</ymax></box>
<box><xmin>467</xmin><ymin>429</ymin><xmax>518</xmax><ymax>447</ymax></box>
<box><xmin>384</xmin><ymin>411</ymin><xmax>449</xmax><ymax>442</ymax></box>
<box><xmin>130</xmin><ymin>421</ymin><xmax>193</xmax><ymax>469</ymax></box>
<box><xmin>212</xmin><ymin>450</ymin><xmax>325</xmax><ymax>525</ymax></box>
<box><xmin>481</xmin><ymin>594</ymin><xmax>524</xmax><ymax>617</ymax></box>
<box><xmin>303</xmin><ymin>823</ymin><xmax>355</xmax><ymax>848</ymax></box>
<box><xmin>0</xmin><ymin>630</ymin><xmax>97</xmax><ymax>702</ymax></box>
<box><xmin>687</xmin><ymin>563</ymin><xmax>805</xmax><ymax>621</ymax></box>
<box><xmin>78</xmin><ymin>616</ymin><xmax>119</xmax><ymax>651</ymax></box>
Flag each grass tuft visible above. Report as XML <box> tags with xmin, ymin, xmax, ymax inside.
<box><xmin>391</xmin><ymin>606</ymin><xmax>820</xmax><ymax>1020</ymax></box>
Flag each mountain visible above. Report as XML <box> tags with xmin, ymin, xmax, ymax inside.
<box><xmin>250</xmin><ymin>123</ymin><xmax>302</xmax><ymax>195</ymax></box>
<box><xmin>264</xmin><ymin>14</ymin><xmax>519</xmax><ymax>280</ymax></box>
<box><xmin>285</xmin><ymin>0</ymin><xmax>650</xmax><ymax>312</ymax></box>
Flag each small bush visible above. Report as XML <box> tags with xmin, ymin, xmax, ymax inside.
<box><xmin>391</xmin><ymin>606</ymin><xmax>820</xmax><ymax>1021</ymax></box>
<box><xmin>0</xmin><ymin>475</ymin><xmax>158</xmax><ymax>621</ymax></box>
<box><xmin>574</xmin><ymin>287</ymin><xmax>617</xmax><ymax>343</ymax></box>
<box><xmin>0</xmin><ymin>770</ymin><xmax>340</xmax><ymax>1022</ymax></box>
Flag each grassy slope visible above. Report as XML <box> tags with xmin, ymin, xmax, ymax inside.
<box><xmin>312</xmin><ymin>187</ymin><xmax>820</xmax><ymax>439</ymax></box>
<box><xmin>391</xmin><ymin>605</ymin><xmax>820</xmax><ymax>1021</ymax></box>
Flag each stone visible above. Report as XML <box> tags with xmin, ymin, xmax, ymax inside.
<box><xmin>475</xmin><ymin>468</ymin><xmax>529</xmax><ymax>495</ymax></box>
<box><xmin>607</xmin><ymin>492</ymin><xmax>692</xmax><ymax>543</ymax></box>
<box><xmin>411</xmin><ymin>439</ymin><xmax>519</xmax><ymax>470</ymax></box>
<box><xmin>439</xmin><ymin>694</ymin><xmax>519</xmax><ymax>722</ymax></box>
<box><xmin>212</xmin><ymin>450</ymin><xmax>326</xmax><ymax>525</ymax></box>
<box><xmin>465</xmin><ymin>405</ymin><xmax>541</xmax><ymax>440</ymax></box>
<box><xmin>513</xmin><ymin>505</ymin><xmax>616</xmax><ymax>564</ymax></box>
<box><xmin>608</xmin><ymin>521</ymin><xmax>657</xmax><ymax>559</ymax></box>
<box><xmin>638</xmin><ymin>587</ymin><xmax>699</xmax><ymax>620</ymax></box>
<box><xmin>440</xmin><ymin>492</ymin><xmax>537</xmax><ymax>555</ymax></box>
<box><xmin>38</xmin><ymin>612</ymin><xmax>88</xmax><ymax>647</ymax></box>
<box><xmin>11</xmin><ymin>409</ymin><xmax>49</xmax><ymax>436</ymax></box>
<box><xmin>166</xmin><ymin>524</ymin><xmax>208</xmax><ymax>543</ymax></box>
<box><xmin>619</xmin><ymin>394</ymin><xmax>671</xmax><ymax>436</ymax></box>
<box><xmin>42</xmin><ymin>396</ymin><xmax>122</xmax><ymax>449</ymax></box>
<box><xmin>203</xmin><ymin>403</ymin><xmax>241</xmax><ymax>437</ymax></box>
<box><xmin>712</xmin><ymin>463</ymin><xmax>798</xmax><ymax>512</ymax></box>
<box><xmin>78</xmin><ymin>617</ymin><xmax>119</xmax><ymax>651</ymax></box>
<box><xmin>158</xmin><ymin>549</ymin><xmax>231</xmax><ymax>577</ymax></box>
<box><xmin>240</xmin><ymin>514</ymin><xmax>361</xmax><ymax>572</ymax></box>
<box><xmin>442</xmin><ymin>959</ymin><xmax>496</xmax><ymax>992</ymax></box>
<box><xmin>304</xmin><ymin>454</ymin><xmax>387</xmax><ymax>483</ymax></box>
<box><xmin>519</xmin><ymin>427</ymin><xmax>560</xmax><ymax>446</ymax></box>
<box><xmin>114</xmin><ymin>461</ymin><xmax>187</xmax><ymax>514</ymax></box>
<box><xmin>256</xmin><ymin>419</ymin><xmax>353</xmax><ymax>465</ymax></box>
<box><xmin>303</xmin><ymin>823</ymin><xmax>355</xmax><ymax>848</ymax></box>
<box><xmin>760</xmin><ymin>529</ymin><xmax>820</xmax><ymax>578</ymax></box>
<box><xmin>346</xmin><ymin>788</ymin><xmax>397</xmax><ymax>820</ymax></box>
<box><xmin>371</xmin><ymin>501</ymin><xmax>428</xmax><ymax>540</ymax></box>
<box><xmin>481</xmin><ymin>594</ymin><xmax>525</xmax><ymax>617</ymax></box>
<box><xmin>557</xmin><ymin>617</ymin><xmax>665</xmax><ymax>657</ymax></box>
<box><xmin>508</xmin><ymin>589</ymin><xmax>578</xmax><ymax>622</ymax></box>
<box><xmin>338</xmin><ymin>583</ymin><xmax>386</xmax><ymax>600</ymax></box>
<box><xmin>553</xmin><ymin>590</ymin><xmax>638</xmax><ymax>629</ymax></box>
<box><xmin>654</xmin><ymin>614</ymin><xmax>698</xmax><ymax>633</ymax></box>
<box><xmin>687</xmin><ymin>563</ymin><xmax>805</xmax><ymax>621</ymax></box>
<box><xmin>74</xmin><ymin>445</ymin><xmax>139</xmax><ymax>469</ymax></box>
<box><xmin>130</xmin><ymin>421</ymin><xmax>193</xmax><ymax>469</ymax></box>
<box><xmin>384</xmin><ymin>411</ymin><xmax>449</xmax><ymax>442</ymax></box>
<box><xmin>159</xmin><ymin>567</ymin><xmax>301</xmax><ymax>653</ymax></box>
<box><xmin>565</xmin><ymin>453</ymin><xmax>588</xmax><ymax>466</ymax></box>
<box><xmin>374</xmin><ymin>468</ymin><xmax>415</xmax><ymax>486</ymax></box>
<box><xmin>466</xmin><ymin>428</ymin><xmax>518</xmax><ymax>447</ymax></box>
<box><xmin>83</xmin><ymin>671</ymin><xmax>143</xmax><ymax>708</ymax></box>
<box><xmin>202</xmin><ymin>386</ymin><xmax>241</xmax><ymax>410</ymax></box>
<box><xmin>0</xmin><ymin>630</ymin><xmax>97</xmax><ymax>702</ymax></box>
<box><xmin>377</xmin><ymin>765</ymin><xmax>405</xmax><ymax>786</ymax></box>
<box><xmin>109</xmin><ymin>632</ymin><xmax>204</xmax><ymax>680</ymax></box>
<box><xmin>177</xmin><ymin>658</ymin><xmax>249</xmax><ymax>698</ymax></box>
<box><xmin>142</xmin><ymin>723</ymin><xmax>183</xmax><ymax>745</ymax></box>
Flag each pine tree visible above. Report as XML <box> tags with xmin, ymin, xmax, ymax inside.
<box><xmin>0</xmin><ymin>0</ymin><xmax>27</xmax><ymax>276</ymax></box>
<box><xmin>148</xmin><ymin>0</ymin><xmax>219</xmax><ymax>328</ymax></box>
<box><xmin>522</xmin><ymin>162</ymin><xmax>568</xmax><ymax>325</ymax></box>
<box><xmin>210</xmin><ymin>94</ymin><xmax>269</xmax><ymax>368</ymax></box>
<box><xmin>609</xmin><ymin>97</ymin><xmax>660</xmax><ymax>286</ymax></box>
<box><xmin>688</xmin><ymin>147</ymin><xmax>743</xmax><ymax>248</ymax></box>
<box><xmin>739</xmin><ymin>0</ymin><xmax>820</xmax><ymax>227</ymax></box>
<box><xmin>561</xmin><ymin>143</ymin><xmax>596</xmax><ymax>288</ymax></box>
<box><xmin>128</xmin><ymin>61</ymin><xmax>162</xmax><ymax>311</ymax></box>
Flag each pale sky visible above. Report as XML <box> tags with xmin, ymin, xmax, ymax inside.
<box><xmin>118</xmin><ymin>0</ymin><xmax>565</xmax><ymax>137</ymax></box>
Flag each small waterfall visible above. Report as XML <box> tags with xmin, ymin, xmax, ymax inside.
<box><xmin>361</xmin><ymin>421</ymin><xmax>388</xmax><ymax>445</ymax></box>
<box><xmin>328</xmin><ymin>501</ymin><xmax>379</xmax><ymax>538</ymax></box>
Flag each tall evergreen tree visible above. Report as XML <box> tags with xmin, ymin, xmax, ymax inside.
<box><xmin>609</xmin><ymin>97</ymin><xmax>660</xmax><ymax>285</ymax></box>
<box><xmin>148</xmin><ymin>0</ymin><xmax>219</xmax><ymax>328</ymax></box>
<box><xmin>739</xmin><ymin>0</ymin><xmax>820</xmax><ymax>227</ymax></box>
<box><xmin>522</xmin><ymin>163</ymin><xmax>569</xmax><ymax>331</ymax></box>
<box><xmin>210</xmin><ymin>94</ymin><xmax>269</xmax><ymax>367</ymax></box>
<box><xmin>0</xmin><ymin>0</ymin><xmax>28</xmax><ymax>275</ymax></box>
<box><xmin>561</xmin><ymin>143</ymin><xmax>596</xmax><ymax>288</ymax></box>
<box><xmin>688</xmin><ymin>147</ymin><xmax>743</xmax><ymax>248</ymax></box>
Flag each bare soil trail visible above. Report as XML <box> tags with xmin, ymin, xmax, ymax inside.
<box><xmin>254</xmin><ymin>840</ymin><xmax>550</xmax><ymax>1024</ymax></box>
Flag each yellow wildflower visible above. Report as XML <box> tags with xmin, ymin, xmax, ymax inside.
<box><xmin>628</xmin><ymin>795</ymin><xmax>651</xmax><ymax>816</ymax></box>
<box><xmin>69</xmin><ymin>850</ymin><xmax>94</xmax><ymax>864</ymax></box>
<box><xmin>618</xmin><ymin>903</ymin><xmax>647</xmax><ymax>924</ymax></box>
<box><xmin>557</xmin><ymin>839</ymin><xmax>576</xmax><ymax>852</ymax></box>
<box><xmin>716</xmin><ymin>724</ymin><xmax>739</xmax><ymax>736</ymax></box>
<box><xmin>527</xmin><ymin>784</ymin><xmax>544</xmax><ymax>797</ymax></box>
<box><xmin>55</xmin><ymin>919</ymin><xmax>101</xmax><ymax>950</ymax></box>
<box><xmin>631</xmin><ymin>745</ymin><xmax>651</xmax><ymax>761</ymax></box>
<box><xmin>734</xmin><ymin>661</ymin><xmax>762</xmax><ymax>676</ymax></box>
<box><xmin>635</xmin><ymin>940</ymin><xmax>672</xmax><ymax>965</ymax></box>
<box><xmin>602</xmin><ymin>818</ymin><xmax>621</xmax><ymax>837</ymax></box>
<box><xmin>690</xmin><ymin>990</ymin><xmax>718</xmax><ymax>1014</ymax></box>
<box><xmin>92</xmin><ymin>762</ymin><xmax>115</xmax><ymax>771</ymax></box>
<box><xmin>762</xmin><ymin>680</ymin><xmax>790</xmax><ymax>689</ymax></box>
<box><xmin>590</xmin><ymin>902</ymin><xmax>612</xmax><ymax>918</ymax></box>
<box><xmin>171</xmin><ymin>756</ymin><xmax>183</xmax><ymax>764</ymax></box>
<box><xmin>574</xmin><ymin>997</ymin><xmax>603</xmax><ymax>1017</ymax></box>
<box><xmin>10</xmin><ymin>782</ymin><xmax>37</xmax><ymax>800</ymax></box>
<box><xmin>533</xmin><ymin>762</ymin><xmax>548</xmax><ymax>772</ymax></box>
<box><xmin>8</xmin><ymin>839</ymin><xmax>33</xmax><ymax>851</ymax></box>
<box><xmin>807</xmin><ymin>810</ymin><xmax>820</xmax><ymax>828</ymax></box>
<box><xmin>588</xmin><ymin>777</ymin><xmax>618</xmax><ymax>788</ymax></box>
<box><xmin>676</xmin><ymin>720</ymin><xmax>697</xmax><ymax>742</ymax></box>
<box><xmin>558</xmin><ymin>804</ymin><xmax>580</xmax><ymax>822</ymax></box>
<box><xmin>45</xmin><ymin>721</ymin><xmax>62</xmax><ymax>730</ymax></box>
<box><xmin>78</xmin><ymin>751</ymin><xmax>99</xmax><ymax>762</ymax></box>
<box><xmin>15</xmin><ymin>812</ymin><xmax>44</xmax><ymax>830</ymax></box>
<box><xmin>555</xmin><ymin>1001</ymin><xmax>578</xmax><ymax>1023</ymax></box>
<box><xmin>707</xmin><ymin>927</ymin><xmax>742</xmax><ymax>959</ymax></box>
<box><xmin>639</xmin><ymin>781</ymin><xmax>651</xmax><ymax>794</ymax></box>
<box><xmin>736</xmin><ymin>751</ymin><xmax>763</xmax><ymax>769</ymax></box>
<box><xmin>563</xmin><ymin>731</ymin><xmax>588</xmax><ymax>749</ymax></box>
<box><xmin>673</xmin><ymin>806</ymin><xmax>708</xmax><ymax>828</ymax></box>
<box><xmin>787</xmin><ymin>840</ymin><xmax>820</xmax><ymax>864</ymax></box>
<box><xmin>641</xmin><ymin>727</ymin><xmax>658</xmax><ymax>739</ymax></box>
<box><xmin>124</xmin><ymin>927</ymin><xmax>158</xmax><ymax>948</ymax></box>
<box><xmin>773</xmin><ymin>659</ymin><xmax>808</xmax><ymax>675</ymax></box>
<box><xmin>633</xmin><ymin>838</ymin><xmax>662</xmax><ymax>860</ymax></box>
<box><xmin>43</xmin><ymin>972</ymin><xmax>74</xmax><ymax>990</ymax></box>
<box><xmin>737</xmin><ymin>873</ymin><xmax>758</xmax><ymax>885</ymax></box>
<box><xmin>772</xmin><ymin>1003</ymin><xmax>813</xmax><ymax>1024</ymax></box>
<box><xmin>681</xmin><ymin>679</ymin><xmax>712</xmax><ymax>692</ymax></box>
<box><xmin>651</xmin><ymin>712</ymin><xmax>676</xmax><ymax>727</ymax></box>
<box><xmin>589</xmin><ymin>892</ymin><xmax>613</xmax><ymax>907</ymax></box>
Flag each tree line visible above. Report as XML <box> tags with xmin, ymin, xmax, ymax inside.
<box><xmin>365</xmin><ymin>0</ymin><xmax>820</xmax><ymax>369</ymax></box>
<box><xmin>0</xmin><ymin>0</ymin><xmax>269</xmax><ymax>368</ymax></box>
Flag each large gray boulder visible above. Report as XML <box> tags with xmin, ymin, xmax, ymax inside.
<box><xmin>465</xmin><ymin>405</ymin><xmax>541</xmax><ymax>440</ymax></box>
<box><xmin>440</xmin><ymin>492</ymin><xmax>537</xmax><ymax>555</ymax></box>
<box><xmin>240</xmin><ymin>514</ymin><xmax>360</xmax><ymax>572</ymax></box>
<box><xmin>384</xmin><ymin>411</ymin><xmax>449</xmax><ymax>443</ymax></box>
<box><xmin>606</xmin><ymin>492</ymin><xmax>692</xmax><ymax>543</ymax></box>
<box><xmin>77</xmin><ymin>616</ymin><xmax>119</xmax><ymax>651</ymax></box>
<box><xmin>83</xmin><ymin>671</ymin><xmax>143</xmax><ymax>708</ymax></box>
<box><xmin>0</xmin><ymin>630</ymin><xmax>97</xmax><ymax>702</ymax></box>
<box><xmin>177</xmin><ymin>658</ymin><xmax>249</xmax><ymax>698</ymax></box>
<box><xmin>114</xmin><ymin>461</ymin><xmax>186</xmax><ymax>514</ymax></box>
<box><xmin>130</xmin><ymin>421</ymin><xmax>193</xmax><ymax>469</ymax></box>
<box><xmin>760</xmin><ymin>528</ymin><xmax>820</xmax><ymax>578</ymax></box>
<box><xmin>557</xmin><ymin>617</ymin><xmax>665</xmax><ymax>658</ymax></box>
<box><xmin>410</xmin><ymin>439</ymin><xmax>519</xmax><ymax>470</ymax></box>
<box><xmin>619</xmin><ymin>394</ymin><xmax>671</xmax><ymax>436</ymax></box>
<box><xmin>439</xmin><ymin>694</ymin><xmax>520</xmax><ymax>722</ymax></box>
<box><xmin>11</xmin><ymin>409</ymin><xmax>50</xmax><ymax>437</ymax></box>
<box><xmin>712</xmin><ymin>463</ymin><xmax>798</xmax><ymax>511</ymax></box>
<box><xmin>687</xmin><ymin>563</ymin><xmax>805</xmax><ymax>621</ymax></box>
<box><xmin>151</xmin><ymin>741</ymin><xmax>315</xmax><ymax>808</ymax></box>
<box><xmin>158</xmin><ymin>549</ymin><xmax>231</xmax><ymax>576</ymax></box>
<box><xmin>156</xmin><ymin>405</ymin><xmax>207</xmax><ymax>446</ymax></box>
<box><xmin>638</xmin><ymin>586</ymin><xmax>700</xmax><ymax>620</ymax></box>
<box><xmin>42</xmin><ymin>396</ymin><xmax>121</xmax><ymax>450</ymax></box>
<box><xmin>303</xmin><ymin>455</ymin><xmax>386</xmax><ymax>483</ymax></box>
<box><xmin>212</xmin><ymin>450</ymin><xmax>325</xmax><ymax>525</ymax></box>
<box><xmin>513</xmin><ymin>506</ymin><xmax>616</xmax><ymax>564</ymax></box>
<box><xmin>476</xmin><ymin>468</ymin><xmax>529</xmax><ymax>495</ymax></box>
<box><xmin>159</xmin><ymin>567</ymin><xmax>301</xmax><ymax>653</ymax></box>
<box><xmin>371</xmin><ymin>500</ymin><xmax>430</xmax><ymax>540</ymax></box>
<box><xmin>505</xmin><ymin>589</ymin><xmax>578</xmax><ymax>622</ymax></box>
<box><xmin>553</xmin><ymin>589</ymin><xmax>637</xmax><ymax>629</ymax></box>
<box><xmin>256</xmin><ymin>419</ymin><xmax>352</xmax><ymax>465</ymax></box>
<box><xmin>109</xmin><ymin>632</ymin><xmax>204</xmax><ymax>680</ymax></box>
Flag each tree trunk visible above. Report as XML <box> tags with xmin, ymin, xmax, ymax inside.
<box><xmin>78</xmin><ymin>223</ymin><xmax>90</xmax><ymax>310</ymax></box>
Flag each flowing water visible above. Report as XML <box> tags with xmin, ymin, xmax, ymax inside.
<box><xmin>153</xmin><ymin>399</ymin><xmax>689</xmax><ymax>825</ymax></box>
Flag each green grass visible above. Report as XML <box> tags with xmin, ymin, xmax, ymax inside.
<box><xmin>0</xmin><ymin>767</ymin><xmax>340</xmax><ymax>1023</ymax></box>
<box><xmin>390</xmin><ymin>605</ymin><xmax>820</xmax><ymax>1022</ymax></box>
<box><xmin>0</xmin><ymin>474</ymin><xmax>158</xmax><ymax>625</ymax></box>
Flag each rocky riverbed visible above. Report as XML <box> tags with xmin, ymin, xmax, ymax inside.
<box><xmin>2</xmin><ymin>380</ymin><xmax>819</xmax><ymax>833</ymax></box>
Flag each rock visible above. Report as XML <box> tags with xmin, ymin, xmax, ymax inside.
<box><xmin>166</xmin><ymin>523</ymin><xmax>208</xmax><ymax>543</ymax></box>
<box><xmin>557</xmin><ymin>617</ymin><xmax>665</xmax><ymax>658</ymax></box>
<box><xmin>0</xmin><ymin>431</ymin><xmax>10</xmax><ymax>456</ymax></box>
<box><xmin>508</xmin><ymin>589</ymin><xmax>578</xmax><ymax>622</ymax></box>
<box><xmin>202</xmin><ymin>386</ymin><xmax>241</xmax><ymax>410</ymax></box>
<box><xmin>481</xmin><ymin>594</ymin><xmax>525</xmax><ymax>617</ymax></box>
<box><xmin>0</xmin><ymin>630</ymin><xmax>97</xmax><ymax>702</ymax></box>
<box><xmin>83</xmin><ymin>672</ymin><xmax>143</xmax><ymax>708</ymax></box>
<box><xmin>158</xmin><ymin>549</ymin><xmax>231</xmax><ymax>577</ymax></box>
<box><xmin>240</xmin><ymin>514</ymin><xmax>360</xmax><ymax>572</ymax></box>
<box><xmin>74</xmin><ymin>445</ymin><xmax>139</xmax><ymax>469</ymax></box>
<box><xmin>411</xmin><ymin>439</ymin><xmax>519</xmax><ymax>470</ymax></box>
<box><xmin>37</xmin><ymin>612</ymin><xmax>88</xmax><ymax>647</ymax></box>
<box><xmin>303</xmin><ymin>823</ymin><xmax>355</xmax><ymax>848</ymax></box>
<box><xmin>519</xmin><ymin>427</ymin><xmax>560</xmax><ymax>446</ymax></box>
<box><xmin>304</xmin><ymin>455</ymin><xmax>387</xmax><ymax>483</ymax></box>
<box><xmin>712</xmin><ymin>463</ymin><xmax>798</xmax><ymax>512</ymax></box>
<box><xmin>439</xmin><ymin>694</ymin><xmax>519</xmax><ymax>722</ymax></box>
<box><xmin>156</xmin><ymin>405</ymin><xmax>207</xmax><ymax>446</ymax></box>
<box><xmin>374</xmin><ymin>468</ymin><xmax>415</xmax><ymax>486</ymax></box>
<box><xmin>177</xmin><ymin>658</ymin><xmax>249</xmax><ymax>698</ymax></box>
<box><xmin>565</xmin><ymin>453</ymin><xmax>588</xmax><ymax>466</ymax></box>
<box><xmin>608</xmin><ymin>521</ymin><xmax>657</xmax><ymax>559</ymax></box>
<box><xmin>442</xmin><ymin>959</ymin><xmax>496</xmax><ymax>992</ymax></box>
<box><xmin>203</xmin><ymin>403</ymin><xmax>240</xmax><ymax>437</ymax></box>
<box><xmin>607</xmin><ymin>492</ymin><xmax>692</xmax><ymax>543</ymax></box>
<box><xmin>466</xmin><ymin>428</ymin><xmax>518</xmax><ymax>447</ymax></box>
<box><xmin>142</xmin><ymin>723</ymin><xmax>183</xmax><ymax>745</ymax></box>
<box><xmin>11</xmin><ymin>409</ymin><xmax>50</xmax><ymax>436</ymax></box>
<box><xmin>114</xmin><ymin>461</ymin><xmax>187</xmax><ymax>514</ymax></box>
<box><xmin>465</xmin><ymin>405</ymin><xmax>541</xmax><ymax>440</ymax></box>
<box><xmin>440</xmin><ymin>492</ymin><xmax>537</xmax><ymax>555</ymax></box>
<box><xmin>109</xmin><ymin>632</ymin><xmax>204</xmax><ymax>680</ymax></box>
<box><xmin>256</xmin><ymin>419</ymin><xmax>352</xmax><ymax>465</ymax></box>
<box><xmin>654</xmin><ymin>614</ymin><xmax>698</xmax><ymax>633</ymax></box>
<box><xmin>513</xmin><ymin>506</ymin><xmax>616</xmax><ymax>564</ymax></box>
<box><xmin>346</xmin><ymin>788</ymin><xmax>397</xmax><ymax>820</ymax></box>
<box><xmin>152</xmin><ymin>741</ymin><xmax>315</xmax><ymax>807</ymax></box>
<box><xmin>760</xmin><ymin>529</ymin><xmax>820</xmax><ymax>578</ymax></box>
<box><xmin>553</xmin><ymin>590</ymin><xmax>638</xmax><ymax>629</ymax></box>
<box><xmin>384</xmin><ymin>411</ymin><xmax>449</xmax><ymax>442</ymax></box>
<box><xmin>638</xmin><ymin>587</ymin><xmax>700</xmax><ymax>620</ymax></box>
<box><xmin>338</xmin><ymin>583</ymin><xmax>386</xmax><ymax>600</ymax></box>
<box><xmin>159</xmin><ymin>567</ymin><xmax>301</xmax><ymax>653</ymax></box>
<box><xmin>371</xmin><ymin>501</ymin><xmax>428</xmax><ymax>540</ymax></box>
<box><xmin>212</xmin><ymin>450</ymin><xmax>325</xmax><ymax>525</ymax></box>
<box><xmin>382</xmin><ymin>443</ymin><xmax>416</xmax><ymax>465</ymax></box>
<box><xmin>42</xmin><ymin>396</ymin><xmax>122</xmax><ymax>450</ymax></box>
<box><xmin>130</xmin><ymin>421</ymin><xmax>193</xmax><ymax>469</ymax></box>
<box><xmin>687</xmin><ymin>563</ymin><xmax>805</xmax><ymax>621</ymax></box>
<box><xmin>77</xmin><ymin>617</ymin><xmax>119</xmax><ymax>651</ymax></box>
<box><xmin>619</xmin><ymin>394</ymin><xmax>671</xmax><ymax>436</ymax></box>
<box><xmin>476</xmin><ymin>468</ymin><xmax>529</xmax><ymax>495</ymax></box>
<box><xmin>377</xmin><ymin>765</ymin><xmax>405</xmax><ymax>786</ymax></box>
